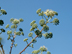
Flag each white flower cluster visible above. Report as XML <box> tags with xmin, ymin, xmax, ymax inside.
<box><xmin>39</xmin><ymin>19</ymin><xmax>45</xmax><ymax>27</ymax></box>
<box><xmin>7</xmin><ymin>30</ymin><xmax>12</xmax><ymax>35</ymax></box>
<box><xmin>36</xmin><ymin>8</ymin><xmax>58</xmax><ymax>18</ymax></box>
<box><xmin>10</xmin><ymin>18</ymin><xmax>23</xmax><ymax>25</ymax></box>
<box><xmin>38</xmin><ymin>11</ymin><xmax>44</xmax><ymax>16</ymax></box>
<box><xmin>5</xmin><ymin>18</ymin><xmax>24</xmax><ymax>48</ymax></box>
<box><xmin>36</xmin><ymin>8</ymin><xmax>41</xmax><ymax>14</ymax></box>
<box><xmin>36</xmin><ymin>8</ymin><xmax>44</xmax><ymax>16</ymax></box>
<box><xmin>0</xmin><ymin>9</ymin><xmax>7</xmax><ymax>15</ymax></box>
<box><xmin>30</xmin><ymin>20</ymin><xmax>36</xmax><ymax>26</ymax></box>
<box><xmin>44</xmin><ymin>9</ymin><xmax>58</xmax><ymax>18</ymax></box>
<box><xmin>11</xmin><ymin>24</ymin><xmax>18</xmax><ymax>28</ymax></box>
<box><xmin>43</xmin><ymin>32</ymin><xmax>53</xmax><ymax>39</ymax></box>
<box><xmin>39</xmin><ymin>45</ymin><xmax>47</xmax><ymax>52</ymax></box>
<box><xmin>32</xmin><ymin>23</ymin><xmax>38</xmax><ymax>29</ymax></box>
<box><xmin>30</xmin><ymin>20</ymin><xmax>38</xmax><ymax>31</ymax></box>
<box><xmin>32</xmin><ymin>45</ymin><xmax>51</xmax><ymax>54</ymax></box>
<box><xmin>28</xmin><ymin>32</ymin><xmax>33</xmax><ymax>37</ymax></box>
<box><xmin>32</xmin><ymin>50</ymin><xmax>40</xmax><ymax>54</ymax></box>
<box><xmin>6</xmin><ymin>18</ymin><xmax>24</xmax><ymax>29</ymax></box>
<box><xmin>12</xmin><ymin>19</ymin><xmax>20</xmax><ymax>24</ymax></box>
<box><xmin>15</xmin><ymin>31</ymin><xmax>21</xmax><ymax>36</ymax></box>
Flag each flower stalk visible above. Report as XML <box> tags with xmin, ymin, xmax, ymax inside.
<box><xmin>9</xmin><ymin>33</ymin><xmax>15</xmax><ymax>54</ymax></box>
<box><xmin>9</xmin><ymin>25</ymin><xmax>16</xmax><ymax>54</ymax></box>
<box><xmin>19</xmin><ymin>17</ymin><xmax>51</xmax><ymax>54</ymax></box>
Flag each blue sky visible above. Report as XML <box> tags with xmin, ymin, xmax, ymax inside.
<box><xmin>0</xmin><ymin>0</ymin><xmax>72</xmax><ymax>54</ymax></box>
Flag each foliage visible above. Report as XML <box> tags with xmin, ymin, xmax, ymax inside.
<box><xmin>0</xmin><ymin>7</ymin><xmax>60</xmax><ymax>54</ymax></box>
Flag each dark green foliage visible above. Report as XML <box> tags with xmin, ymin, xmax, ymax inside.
<box><xmin>0</xmin><ymin>28</ymin><xmax>5</xmax><ymax>32</ymax></box>
<box><xmin>35</xmin><ymin>30</ymin><xmax>41</xmax><ymax>35</ymax></box>
<box><xmin>44</xmin><ymin>32</ymin><xmax>53</xmax><ymax>39</ymax></box>
<box><xmin>37</xmin><ymin>33</ymin><xmax>42</xmax><ymax>38</ymax></box>
<box><xmin>19</xmin><ymin>28</ymin><xmax>23</xmax><ymax>32</ymax></box>
<box><xmin>32</xmin><ymin>38</ymin><xmax>37</xmax><ymax>43</ymax></box>
<box><xmin>21</xmin><ymin>32</ymin><xmax>24</xmax><ymax>36</ymax></box>
<box><xmin>0</xmin><ymin>7</ymin><xmax>1</xmax><ymax>10</ymax></box>
<box><xmin>48</xmin><ymin>32</ymin><xmax>53</xmax><ymax>38</ymax></box>
<box><xmin>2</xmin><ymin>12</ymin><xmax>7</xmax><ymax>15</ymax></box>
<box><xmin>55</xmin><ymin>13</ymin><xmax>58</xmax><ymax>16</ymax></box>
<box><xmin>43</xmin><ymin>25</ymin><xmax>49</xmax><ymax>32</ymax></box>
<box><xmin>53</xmin><ymin>18</ymin><xmax>60</xmax><ymax>26</ymax></box>
<box><xmin>39</xmin><ymin>19</ymin><xmax>45</xmax><ymax>27</ymax></box>
<box><xmin>0</xmin><ymin>20</ymin><xmax>4</xmax><ymax>26</ymax></box>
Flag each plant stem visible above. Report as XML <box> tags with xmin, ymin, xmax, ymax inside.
<box><xmin>1</xmin><ymin>45</ymin><xmax>5</xmax><ymax>54</ymax></box>
<box><xmin>0</xmin><ymin>50</ymin><xmax>2</xmax><ymax>54</ymax></box>
<box><xmin>19</xmin><ymin>19</ymin><xmax>50</xmax><ymax>54</ymax></box>
<box><xmin>19</xmin><ymin>35</ymin><xmax>39</xmax><ymax>54</ymax></box>
<box><xmin>0</xmin><ymin>42</ymin><xmax>5</xmax><ymax>54</ymax></box>
<box><xmin>9</xmin><ymin>25</ymin><xmax>16</xmax><ymax>54</ymax></box>
<box><xmin>9</xmin><ymin>33</ymin><xmax>15</xmax><ymax>54</ymax></box>
<box><xmin>19</xmin><ymin>17</ymin><xmax>51</xmax><ymax>54</ymax></box>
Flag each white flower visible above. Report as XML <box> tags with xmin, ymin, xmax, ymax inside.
<box><xmin>36</xmin><ymin>8</ymin><xmax>41</xmax><ymax>14</ymax></box>
<box><xmin>44</xmin><ymin>9</ymin><xmax>49</xmax><ymax>14</ymax></box>
<box><xmin>44</xmin><ymin>9</ymin><xmax>55</xmax><ymax>17</ymax></box>
<box><xmin>43</xmin><ymin>45</ymin><xmax>45</xmax><ymax>48</ymax></box>
<box><xmin>46</xmin><ymin>9</ymin><xmax>49</xmax><ymax>13</ymax></box>
<box><xmin>49</xmin><ymin>10</ymin><xmax>53</xmax><ymax>14</ymax></box>
<box><xmin>49</xmin><ymin>10</ymin><xmax>56</xmax><ymax>16</ymax></box>
<box><xmin>12</xmin><ymin>18</ymin><xmax>20</xmax><ymax>24</ymax></box>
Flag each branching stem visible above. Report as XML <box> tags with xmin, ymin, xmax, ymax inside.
<box><xmin>9</xmin><ymin>25</ymin><xmax>17</xmax><ymax>54</ymax></box>
<box><xmin>19</xmin><ymin>17</ymin><xmax>51</xmax><ymax>54</ymax></box>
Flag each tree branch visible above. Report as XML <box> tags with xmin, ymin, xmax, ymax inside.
<box><xmin>19</xmin><ymin>18</ymin><xmax>50</xmax><ymax>54</ymax></box>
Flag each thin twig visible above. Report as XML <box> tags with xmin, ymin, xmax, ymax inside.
<box><xmin>0</xmin><ymin>42</ymin><xmax>5</xmax><ymax>54</ymax></box>
<box><xmin>1</xmin><ymin>45</ymin><xmax>5</xmax><ymax>54</ymax></box>
<box><xmin>9</xmin><ymin>33</ymin><xmax>15</xmax><ymax>54</ymax></box>
<box><xmin>0</xmin><ymin>50</ymin><xmax>2</xmax><ymax>54</ymax></box>
<box><xmin>9</xmin><ymin>25</ymin><xmax>17</xmax><ymax>54</ymax></box>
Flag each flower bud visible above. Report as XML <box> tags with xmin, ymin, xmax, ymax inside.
<box><xmin>39</xmin><ymin>19</ymin><xmax>45</xmax><ymax>27</ymax></box>
<box><xmin>30</xmin><ymin>28</ymin><xmax>34</xmax><ymax>31</ymax></box>
<box><xmin>32</xmin><ymin>23</ymin><xmax>38</xmax><ymax>29</ymax></box>
<box><xmin>47</xmin><ymin>51</ymin><xmax>51</xmax><ymax>54</ymax></box>
<box><xmin>23</xmin><ymin>38</ymin><xmax>28</xmax><ymax>42</ymax></box>
<box><xmin>14</xmin><ymin>43</ymin><xmax>17</xmax><ymax>47</ymax></box>
<box><xmin>19</xmin><ymin>18</ymin><xmax>24</xmax><ymax>22</ymax></box>
<box><xmin>5</xmin><ymin>24</ymin><xmax>9</xmax><ymax>28</ymax></box>
<box><xmin>10</xmin><ymin>18</ymin><xmax>14</xmax><ymax>23</ymax></box>
<box><xmin>12</xmin><ymin>19</ymin><xmax>20</xmax><ymax>24</ymax></box>
<box><xmin>30</xmin><ymin>20</ymin><xmax>36</xmax><ymax>26</ymax></box>
<box><xmin>52</xmin><ymin>18</ymin><xmax>59</xmax><ymax>25</ymax></box>
<box><xmin>38</xmin><ymin>11</ymin><xmax>44</xmax><ymax>16</ymax></box>
<box><xmin>36</xmin><ymin>8</ymin><xmax>41</xmax><ymax>14</ymax></box>
<box><xmin>28</xmin><ymin>32</ymin><xmax>33</xmax><ymax>37</ymax></box>
<box><xmin>43</xmin><ymin>25</ymin><xmax>49</xmax><ymax>32</ymax></box>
